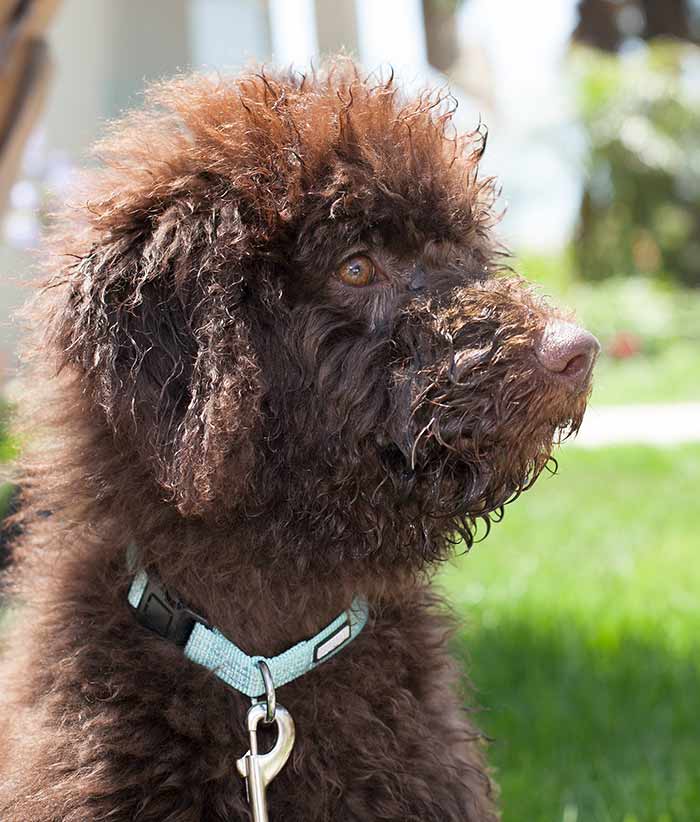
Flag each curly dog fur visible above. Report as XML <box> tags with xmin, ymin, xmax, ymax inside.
<box><xmin>0</xmin><ymin>61</ymin><xmax>594</xmax><ymax>820</ymax></box>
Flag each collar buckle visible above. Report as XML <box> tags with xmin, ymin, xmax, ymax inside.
<box><xmin>130</xmin><ymin>574</ymin><xmax>209</xmax><ymax>647</ymax></box>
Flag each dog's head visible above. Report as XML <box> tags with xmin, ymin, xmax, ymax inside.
<box><xmin>47</xmin><ymin>63</ymin><xmax>598</xmax><ymax>567</ymax></box>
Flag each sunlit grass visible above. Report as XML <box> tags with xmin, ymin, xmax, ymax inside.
<box><xmin>441</xmin><ymin>445</ymin><xmax>700</xmax><ymax>821</ymax></box>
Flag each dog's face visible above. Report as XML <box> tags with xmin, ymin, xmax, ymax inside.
<box><xmin>49</xmin><ymin>64</ymin><xmax>597</xmax><ymax>567</ymax></box>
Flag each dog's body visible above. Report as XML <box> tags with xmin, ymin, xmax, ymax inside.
<box><xmin>0</xmin><ymin>534</ymin><xmax>495</xmax><ymax>820</ymax></box>
<box><xmin>0</xmin><ymin>63</ymin><xmax>596</xmax><ymax>821</ymax></box>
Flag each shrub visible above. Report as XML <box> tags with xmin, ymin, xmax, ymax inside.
<box><xmin>573</xmin><ymin>40</ymin><xmax>700</xmax><ymax>287</ymax></box>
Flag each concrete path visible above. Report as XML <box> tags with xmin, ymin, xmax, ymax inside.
<box><xmin>571</xmin><ymin>402</ymin><xmax>700</xmax><ymax>448</ymax></box>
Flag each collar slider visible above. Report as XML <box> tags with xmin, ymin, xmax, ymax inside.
<box><xmin>130</xmin><ymin>571</ymin><xmax>209</xmax><ymax>647</ymax></box>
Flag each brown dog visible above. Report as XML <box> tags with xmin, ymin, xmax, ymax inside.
<box><xmin>0</xmin><ymin>62</ymin><xmax>597</xmax><ymax>821</ymax></box>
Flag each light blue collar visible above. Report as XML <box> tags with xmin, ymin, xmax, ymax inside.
<box><xmin>127</xmin><ymin>568</ymin><xmax>369</xmax><ymax>698</ymax></box>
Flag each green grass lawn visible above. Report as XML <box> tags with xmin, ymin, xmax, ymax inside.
<box><xmin>441</xmin><ymin>445</ymin><xmax>700</xmax><ymax>822</ymax></box>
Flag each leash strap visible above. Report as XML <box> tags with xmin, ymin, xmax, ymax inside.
<box><xmin>127</xmin><ymin>568</ymin><xmax>369</xmax><ymax>698</ymax></box>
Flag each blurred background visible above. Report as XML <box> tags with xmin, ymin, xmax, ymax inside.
<box><xmin>0</xmin><ymin>1</ymin><xmax>699</xmax><ymax>819</ymax></box>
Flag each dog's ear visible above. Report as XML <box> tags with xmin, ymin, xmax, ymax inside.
<box><xmin>50</xmin><ymin>197</ymin><xmax>263</xmax><ymax>516</ymax></box>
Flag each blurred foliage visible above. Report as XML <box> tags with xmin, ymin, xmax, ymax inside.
<box><xmin>0</xmin><ymin>402</ymin><xmax>17</xmax><ymax>465</ymax></box>
<box><xmin>572</xmin><ymin>40</ymin><xmax>700</xmax><ymax>286</ymax></box>
<box><xmin>522</xmin><ymin>253</ymin><xmax>700</xmax><ymax>348</ymax></box>
<box><xmin>591</xmin><ymin>338</ymin><xmax>700</xmax><ymax>405</ymax></box>
<box><xmin>521</xmin><ymin>253</ymin><xmax>700</xmax><ymax>404</ymax></box>
<box><xmin>0</xmin><ymin>402</ymin><xmax>17</xmax><ymax>524</ymax></box>
<box><xmin>424</xmin><ymin>0</ymin><xmax>464</xmax><ymax>11</ymax></box>
<box><xmin>573</xmin><ymin>0</ymin><xmax>700</xmax><ymax>53</ymax></box>
<box><xmin>569</xmin><ymin>276</ymin><xmax>700</xmax><ymax>351</ymax></box>
<box><xmin>0</xmin><ymin>481</ymin><xmax>14</xmax><ymax>524</ymax></box>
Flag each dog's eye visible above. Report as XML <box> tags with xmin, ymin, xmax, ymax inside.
<box><xmin>337</xmin><ymin>254</ymin><xmax>376</xmax><ymax>287</ymax></box>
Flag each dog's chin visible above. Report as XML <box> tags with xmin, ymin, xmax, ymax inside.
<box><xmin>426</xmin><ymin>402</ymin><xmax>588</xmax><ymax>524</ymax></box>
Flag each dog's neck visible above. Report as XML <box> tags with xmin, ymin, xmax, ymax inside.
<box><xmin>28</xmin><ymin>399</ymin><xmax>427</xmax><ymax>655</ymax></box>
<box><xmin>126</xmin><ymin>512</ymin><xmax>415</xmax><ymax>659</ymax></box>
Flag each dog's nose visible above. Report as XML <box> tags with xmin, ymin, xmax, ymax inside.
<box><xmin>536</xmin><ymin>320</ymin><xmax>600</xmax><ymax>386</ymax></box>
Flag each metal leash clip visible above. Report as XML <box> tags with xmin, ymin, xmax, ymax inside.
<box><xmin>236</xmin><ymin>660</ymin><xmax>295</xmax><ymax>822</ymax></box>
